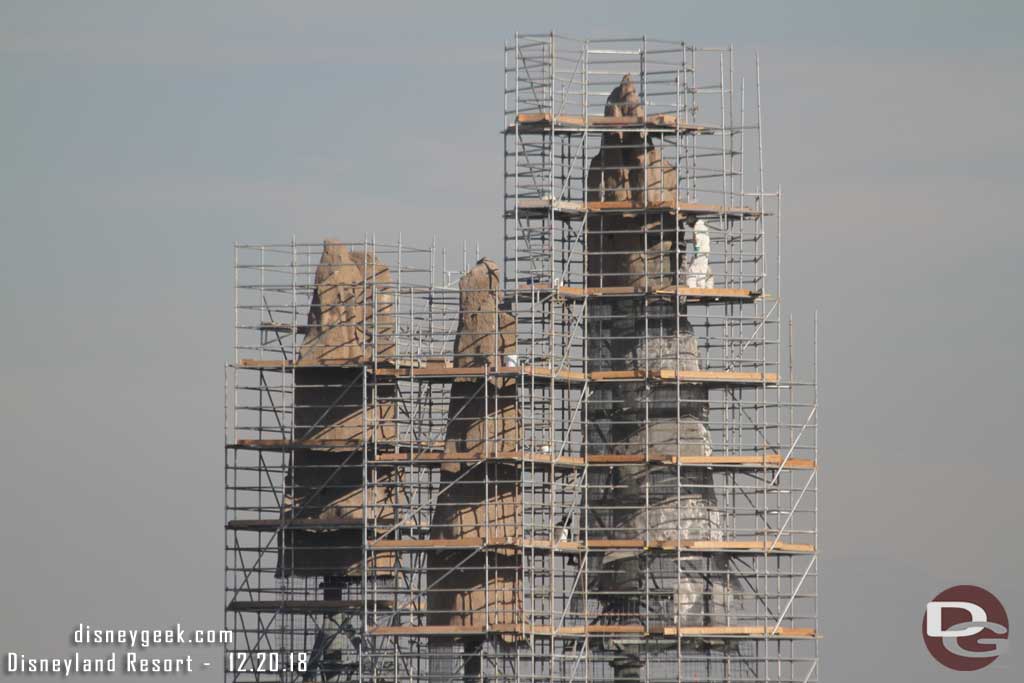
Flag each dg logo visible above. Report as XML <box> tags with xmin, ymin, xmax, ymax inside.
<box><xmin>923</xmin><ymin>585</ymin><xmax>1009</xmax><ymax>671</ymax></box>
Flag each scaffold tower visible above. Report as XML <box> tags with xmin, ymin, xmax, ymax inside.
<box><xmin>225</xmin><ymin>34</ymin><xmax>819</xmax><ymax>683</ymax></box>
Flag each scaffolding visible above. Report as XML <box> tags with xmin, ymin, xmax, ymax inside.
<box><xmin>225</xmin><ymin>34</ymin><xmax>819</xmax><ymax>683</ymax></box>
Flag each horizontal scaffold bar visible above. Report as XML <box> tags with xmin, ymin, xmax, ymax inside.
<box><xmin>230</xmin><ymin>438</ymin><xmax>440</xmax><ymax>452</ymax></box>
<box><xmin>227</xmin><ymin>519</ymin><xmax>363</xmax><ymax>531</ymax></box>
<box><xmin>256</xmin><ymin>288</ymin><xmax>760</xmax><ymax>332</ymax></box>
<box><xmin>510</xmin><ymin>283</ymin><xmax>761</xmax><ymax>303</ymax></box>
<box><xmin>226</xmin><ymin>600</ymin><xmax>393</xmax><ymax>614</ymax></box>
<box><xmin>365</xmin><ymin>537</ymin><xmax>814</xmax><ymax>555</ymax></box>
<box><xmin>234</xmin><ymin>359</ymin><xmax>778</xmax><ymax>386</ymax></box>
<box><xmin>227</xmin><ymin>441</ymin><xmax>814</xmax><ymax>471</ymax></box>
<box><xmin>222</xmin><ymin>524</ymin><xmax>814</xmax><ymax>554</ymax></box>
<box><xmin>591</xmin><ymin>369</ymin><xmax>777</xmax><ymax>384</ymax></box>
<box><xmin>375</xmin><ymin>450</ymin><xmax>814</xmax><ymax>470</ymax></box>
<box><xmin>507</xmin><ymin>112</ymin><xmax>712</xmax><ymax>134</ymax></box>
<box><xmin>367</xmin><ymin>623</ymin><xmax>816</xmax><ymax>639</ymax></box>
<box><xmin>510</xmin><ymin>198</ymin><xmax>763</xmax><ymax>220</ymax></box>
<box><xmin>234</xmin><ymin>358</ymin><xmax>585</xmax><ymax>381</ymax></box>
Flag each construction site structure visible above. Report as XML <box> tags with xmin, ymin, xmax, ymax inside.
<box><xmin>225</xmin><ymin>34</ymin><xmax>819</xmax><ymax>683</ymax></box>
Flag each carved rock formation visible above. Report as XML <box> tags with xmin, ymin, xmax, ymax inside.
<box><xmin>293</xmin><ymin>367</ymin><xmax>396</xmax><ymax>447</ymax></box>
<box><xmin>293</xmin><ymin>240</ymin><xmax>397</xmax><ymax>446</ymax></box>
<box><xmin>605</xmin><ymin>73</ymin><xmax>644</xmax><ymax>119</ymax></box>
<box><xmin>298</xmin><ymin>240</ymin><xmax>395</xmax><ymax>366</ymax></box>
<box><xmin>582</xmin><ymin>77</ymin><xmax>728</xmax><ymax>665</ymax></box>
<box><xmin>426</xmin><ymin>459</ymin><xmax>522</xmax><ymax>628</ymax></box>
<box><xmin>445</xmin><ymin>258</ymin><xmax>520</xmax><ymax>455</ymax></box>
<box><xmin>585</xmin><ymin>76</ymin><xmax>680</xmax><ymax>290</ymax></box>
<box><xmin>279</xmin><ymin>241</ymin><xmax>399</xmax><ymax>579</ymax></box>
<box><xmin>428</xmin><ymin>258</ymin><xmax>522</xmax><ymax>629</ymax></box>
<box><xmin>586</xmin><ymin>75</ymin><xmax>677</xmax><ymax>207</ymax></box>
<box><xmin>451</xmin><ymin>258</ymin><xmax>516</xmax><ymax>369</ymax></box>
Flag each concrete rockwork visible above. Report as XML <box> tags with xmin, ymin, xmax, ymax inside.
<box><xmin>582</xmin><ymin>75</ymin><xmax>728</xmax><ymax>672</ymax></box>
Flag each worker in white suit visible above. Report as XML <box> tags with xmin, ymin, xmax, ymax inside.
<box><xmin>685</xmin><ymin>218</ymin><xmax>714</xmax><ymax>289</ymax></box>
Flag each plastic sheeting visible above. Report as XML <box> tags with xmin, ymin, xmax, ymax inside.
<box><xmin>685</xmin><ymin>219</ymin><xmax>715</xmax><ymax>289</ymax></box>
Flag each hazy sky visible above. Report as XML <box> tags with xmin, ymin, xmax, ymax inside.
<box><xmin>1</xmin><ymin>1</ymin><xmax>1022</xmax><ymax>681</ymax></box>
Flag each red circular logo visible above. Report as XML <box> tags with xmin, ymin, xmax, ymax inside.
<box><xmin>922</xmin><ymin>585</ymin><xmax>1009</xmax><ymax>671</ymax></box>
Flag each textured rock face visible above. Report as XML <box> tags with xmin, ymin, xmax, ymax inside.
<box><xmin>617</xmin><ymin>417</ymin><xmax>711</xmax><ymax>458</ymax></box>
<box><xmin>278</xmin><ymin>459</ymin><xmax>406</xmax><ymax>578</ymax></box>
<box><xmin>585</xmin><ymin>76</ymin><xmax>680</xmax><ymax>290</ymax></box>
<box><xmin>286</xmin><ymin>453</ymin><xmax>408</xmax><ymax>526</ymax></box>
<box><xmin>621</xmin><ymin>317</ymin><xmax>708</xmax><ymax>415</ymax></box>
<box><xmin>586</xmin><ymin>143</ymin><xmax>677</xmax><ymax>210</ymax></box>
<box><xmin>445</xmin><ymin>381</ymin><xmax>520</xmax><ymax>455</ymax></box>
<box><xmin>582</xmin><ymin>76</ymin><xmax>727</xmax><ymax>656</ymax></box>
<box><xmin>625</xmin><ymin>319</ymin><xmax>700</xmax><ymax>372</ymax></box>
<box><xmin>585</xmin><ymin>224</ymin><xmax>646</xmax><ymax>289</ymax></box>
<box><xmin>431</xmin><ymin>463</ymin><xmax>522</xmax><ymax>540</ymax></box>
<box><xmin>586</xmin><ymin>75</ymin><xmax>677</xmax><ymax>208</ymax></box>
<box><xmin>445</xmin><ymin>257</ymin><xmax>520</xmax><ymax>456</ymax></box>
<box><xmin>279</xmin><ymin>241</ymin><xmax>399</xmax><ymax>579</ymax></box>
<box><xmin>426</xmin><ymin>550</ymin><xmax>521</xmax><ymax>628</ymax></box>
<box><xmin>295</xmin><ymin>241</ymin><xmax>396</xmax><ymax>444</ymax></box>
<box><xmin>604</xmin><ymin>73</ymin><xmax>644</xmax><ymax>118</ymax></box>
<box><xmin>429</xmin><ymin>258</ymin><xmax>523</xmax><ymax>628</ymax></box>
<box><xmin>278</xmin><ymin>446</ymin><xmax>403</xmax><ymax>579</ymax></box>
<box><xmin>298</xmin><ymin>240</ymin><xmax>395</xmax><ymax>365</ymax></box>
<box><xmin>294</xmin><ymin>367</ymin><xmax>397</xmax><ymax>446</ymax></box>
<box><xmin>426</xmin><ymin>461</ymin><xmax>521</xmax><ymax>628</ymax></box>
<box><xmin>621</xmin><ymin>239</ymin><xmax>677</xmax><ymax>290</ymax></box>
<box><xmin>452</xmin><ymin>258</ymin><xmax>516</xmax><ymax>369</ymax></box>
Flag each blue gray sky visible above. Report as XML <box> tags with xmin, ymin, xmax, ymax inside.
<box><xmin>1</xmin><ymin>1</ymin><xmax>1022</xmax><ymax>680</ymax></box>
